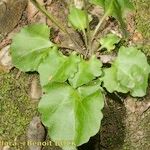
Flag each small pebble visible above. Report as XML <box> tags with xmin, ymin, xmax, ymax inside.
<box><xmin>27</xmin><ymin>0</ymin><xmax>46</xmax><ymax>24</ymax></box>
<box><xmin>27</xmin><ymin>117</ymin><xmax>46</xmax><ymax>150</ymax></box>
<box><xmin>30</xmin><ymin>77</ymin><xmax>42</xmax><ymax>101</ymax></box>
<box><xmin>2</xmin><ymin>146</ymin><xmax>10</xmax><ymax>150</ymax></box>
<box><xmin>0</xmin><ymin>45</ymin><xmax>13</xmax><ymax>72</ymax></box>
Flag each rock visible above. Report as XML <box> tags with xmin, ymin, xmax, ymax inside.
<box><xmin>0</xmin><ymin>1</ymin><xmax>7</xmax><ymax>20</ymax></box>
<box><xmin>56</xmin><ymin>28</ymin><xmax>84</xmax><ymax>51</ymax></box>
<box><xmin>27</xmin><ymin>117</ymin><xmax>46</xmax><ymax>150</ymax></box>
<box><xmin>0</xmin><ymin>0</ymin><xmax>28</xmax><ymax>35</ymax></box>
<box><xmin>0</xmin><ymin>146</ymin><xmax>3</xmax><ymax>150</ymax></box>
<box><xmin>0</xmin><ymin>137</ymin><xmax>3</xmax><ymax>150</ymax></box>
<box><xmin>46</xmin><ymin>0</ymin><xmax>53</xmax><ymax>5</ymax></box>
<box><xmin>0</xmin><ymin>45</ymin><xmax>13</xmax><ymax>72</ymax></box>
<box><xmin>2</xmin><ymin>146</ymin><xmax>10</xmax><ymax>150</ymax></box>
<box><xmin>97</xmin><ymin>54</ymin><xmax>116</xmax><ymax>64</ymax></box>
<box><xmin>27</xmin><ymin>0</ymin><xmax>46</xmax><ymax>24</ymax></box>
<box><xmin>30</xmin><ymin>77</ymin><xmax>42</xmax><ymax>101</ymax></box>
<box><xmin>46</xmin><ymin>0</ymin><xmax>68</xmax><ymax>28</ymax></box>
<box><xmin>123</xmin><ymin>96</ymin><xmax>150</xmax><ymax>149</ymax></box>
<box><xmin>74</xmin><ymin>0</ymin><xmax>84</xmax><ymax>9</ymax></box>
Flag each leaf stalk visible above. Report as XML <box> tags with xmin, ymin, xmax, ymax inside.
<box><xmin>30</xmin><ymin>0</ymin><xmax>84</xmax><ymax>55</ymax></box>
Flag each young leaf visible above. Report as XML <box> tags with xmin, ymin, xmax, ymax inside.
<box><xmin>11</xmin><ymin>24</ymin><xmax>53</xmax><ymax>71</ymax></box>
<box><xmin>38</xmin><ymin>47</ymin><xmax>81</xmax><ymax>86</ymax></box>
<box><xmin>69</xmin><ymin>55</ymin><xmax>102</xmax><ymax>88</ymax></box>
<box><xmin>38</xmin><ymin>81</ymin><xmax>104</xmax><ymax>148</ymax></box>
<box><xmin>68</xmin><ymin>7</ymin><xmax>87</xmax><ymax>30</ymax></box>
<box><xmin>102</xmin><ymin>46</ymin><xmax>150</xmax><ymax>97</ymax></box>
<box><xmin>99</xmin><ymin>33</ymin><xmax>120</xmax><ymax>51</ymax></box>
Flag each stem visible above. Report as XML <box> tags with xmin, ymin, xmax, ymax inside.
<box><xmin>83</xmin><ymin>0</ymin><xmax>91</xmax><ymax>53</ymax></box>
<box><xmin>30</xmin><ymin>0</ymin><xmax>84</xmax><ymax>54</ymax></box>
<box><xmin>31</xmin><ymin>0</ymin><xmax>65</xmax><ymax>32</ymax></box>
<box><xmin>89</xmin><ymin>13</ymin><xmax>108</xmax><ymax>56</ymax></box>
<box><xmin>83</xmin><ymin>0</ymin><xmax>90</xmax><ymax>38</ymax></box>
<box><xmin>82</xmin><ymin>29</ymin><xmax>88</xmax><ymax>50</ymax></box>
<box><xmin>92</xmin><ymin>13</ymin><xmax>108</xmax><ymax>41</ymax></box>
<box><xmin>92</xmin><ymin>0</ymin><xmax>115</xmax><ymax>42</ymax></box>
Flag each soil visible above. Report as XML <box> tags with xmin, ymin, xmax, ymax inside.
<box><xmin>0</xmin><ymin>0</ymin><xmax>150</xmax><ymax>150</ymax></box>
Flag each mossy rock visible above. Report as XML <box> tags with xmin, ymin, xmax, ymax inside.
<box><xmin>0</xmin><ymin>69</ymin><xmax>38</xmax><ymax>149</ymax></box>
<box><xmin>132</xmin><ymin>0</ymin><xmax>150</xmax><ymax>56</ymax></box>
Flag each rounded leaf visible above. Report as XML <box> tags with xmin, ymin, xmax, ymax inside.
<box><xmin>38</xmin><ymin>47</ymin><xmax>81</xmax><ymax>86</ymax></box>
<box><xmin>11</xmin><ymin>24</ymin><xmax>53</xmax><ymax>71</ymax></box>
<box><xmin>69</xmin><ymin>55</ymin><xmax>102</xmax><ymax>88</ymax></box>
<box><xmin>103</xmin><ymin>46</ymin><xmax>150</xmax><ymax>97</ymax></box>
<box><xmin>38</xmin><ymin>82</ymin><xmax>104</xmax><ymax>148</ymax></box>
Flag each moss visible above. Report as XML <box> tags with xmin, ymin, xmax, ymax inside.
<box><xmin>0</xmin><ymin>70</ymin><xmax>38</xmax><ymax>149</ymax></box>
<box><xmin>132</xmin><ymin>0</ymin><xmax>150</xmax><ymax>56</ymax></box>
<box><xmin>134</xmin><ymin>0</ymin><xmax>150</xmax><ymax>39</ymax></box>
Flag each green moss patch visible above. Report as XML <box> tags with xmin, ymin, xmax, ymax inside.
<box><xmin>0</xmin><ymin>70</ymin><xmax>38</xmax><ymax>149</ymax></box>
<box><xmin>132</xmin><ymin>0</ymin><xmax>150</xmax><ymax>56</ymax></box>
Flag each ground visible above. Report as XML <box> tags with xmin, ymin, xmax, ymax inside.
<box><xmin>132</xmin><ymin>0</ymin><xmax>150</xmax><ymax>56</ymax></box>
<box><xmin>0</xmin><ymin>69</ymin><xmax>38</xmax><ymax>149</ymax></box>
<box><xmin>0</xmin><ymin>0</ymin><xmax>150</xmax><ymax>150</ymax></box>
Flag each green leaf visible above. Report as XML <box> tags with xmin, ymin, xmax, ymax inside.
<box><xmin>115</xmin><ymin>46</ymin><xmax>150</xmax><ymax>97</ymax></box>
<box><xmin>102</xmin><ymin>66</ymin><xmax>128</xmax><ymax>93</ymax></box>
<box><xmin>91</xmin><ymin>0</ymin><xmax>134</xmax><ymax>16</ymax></box>
<box><xmin>68</xmin><ymin>7</ymin><xmax>87</xmax><ymax>30</ymax></box>
<box><xmin>105</xmin><ymin>0</ymin><xmax>127</xmax><ymax>35</ymax></box>
<box><xmin>38</xmin><ymin>81</ymin><xmax>104</xmax><ymax>148</ymax></box>
<box><xmin>117</xmin><ymin>0</ymin><xmax>135</xmax><ymax>15</ymax></box>
<box><xmin>103</xmin><ymin>46</ymin><xmax>150</xmax><ymax>97</ymax></box>
<box><xmin>38</xmin><ymin>47</ymin><xmax>80</xmax><ymax>86</ymax></box>
<box><xmin>11</xmin><ymin>24</ymin><xmax>53</xmax><ymax>71</ymax></box>
<box><xmin>99</xmin><ymin>33</ymin><xmax>120</xmax><ymax>51</ymax></box>
<box><xmin>89</xmin><ymin>0</ymin><xmax>134</xmax><ymax>35</ymax></box>
<box><xmin>69</xmin><ymin>55</ymin><xmax>102</xmax><ymax>88</ymax></box>
<box><xmin>89</xmin><ymin>0</ymin><xmax>105</xmax><ymax>6</ymax></box>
